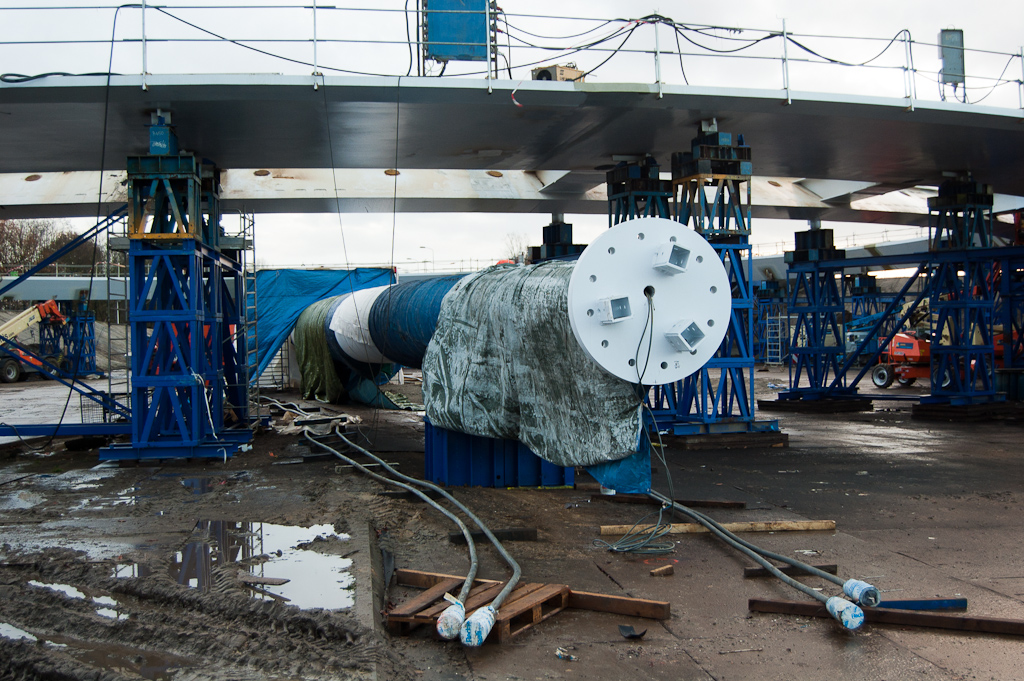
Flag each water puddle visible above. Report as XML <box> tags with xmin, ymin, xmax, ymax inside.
<box><xmin>28</xmin><ymin>580</ymin><xmax>87</xmax><ymax>599</ymax></box>
<box><xmin>169</xmin><ymin>520</ymin><xmax>354</xmax><ymax>610</ymax></box>
<box><xmin>72</xmin><ymin>486</ymin><xmax>147</xmax><ymax>511</ymax></box>
<box><xmin>181</xmin><ymin>477</ymin><xmax>215</xmax><ymax>495</ymax></box>
<box><xmin>28</xmin><ymin>580</ymin><xmax>129</xmax><ymax>620</ymax></box>
<box><xmin>0</xmin><ymin>490</ymin><xmax>45</xmax><ymax>509</ymax></box>
<box><xmin>0</xmin><ymin>622</ymin><xmax>37</xmax><ymax>641</ymax></box>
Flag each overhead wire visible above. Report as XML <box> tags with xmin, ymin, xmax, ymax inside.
<box><xmin>40</xmin><ymin>1</ymin><xmax>125</xmax><ymax>450</ymax></box>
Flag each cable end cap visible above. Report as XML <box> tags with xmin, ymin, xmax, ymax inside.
<box><xmin>436</xmin><ymin>600</ymin><xmax>466</xmax><ymax>640</ymax></box>
<box><xmin>460</xmin><ymin>605</ymin><xmax>497</xmax><ymax>647</ymax></box>
<box><xmin>843</xmin><ymin>579</ymin><xmax>881</xmax><ymax>608</ymax></box>
<box><xmin>826</xmin><ymin>596</ymin><xmax>865</xmax><ymax>630</ymax></box>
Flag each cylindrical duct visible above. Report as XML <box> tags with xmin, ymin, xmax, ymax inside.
<box><xmin>366</xmin><ymin>275</ymin><xmax>464</xmax><ymax>368</ymax></box>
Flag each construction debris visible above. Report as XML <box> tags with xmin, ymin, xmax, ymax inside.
<box><xmin>749</xmin><ymin>599</ymin><xmax>1024</xmax><ymax>636</ymax></box>
<box><xmin>600</xmin><ymin>520</ymin><xmax>836</xmax><ymax>536</ymax></box>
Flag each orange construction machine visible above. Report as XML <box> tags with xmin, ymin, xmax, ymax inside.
<box><xmin>0</xmin><ymin>300</ymin><xmax>67</xmax><ymax>383</ymax></box>
<box><xmin>871</xmin><ymin>331</ymin><xmax>932</xmax><ymax>388</ymax></box>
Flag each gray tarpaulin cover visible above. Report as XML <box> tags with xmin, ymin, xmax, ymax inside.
<box><xmin>422</xmin><ymin>262</ymin><xmax>643</xmax><ymax>468</ymax></box>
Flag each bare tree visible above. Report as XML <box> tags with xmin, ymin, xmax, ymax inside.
<box><xmin>502</xmin><ymin>231</ymin><xmax>530</xmax><ymax>262</ymax></box>
<box><xmin>0</xmin><ymin>219</ymin><xmax>112</xmax><ymax>274</ymax></box>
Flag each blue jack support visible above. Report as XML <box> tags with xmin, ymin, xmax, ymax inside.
<box><xmin>606</xmin><ymin>156</ymin><xmax>672</xmax><ymax>227</ymax></box>
<box><xmin>37</xmin><ymin>293</ymin><xmax>102</xmax><ymax>378</ymax></box>
<box><xmin>771</xmin><ymin>226</ymin><xmax>874</xmax><ymax>407</ymax></box>
<box><xmin>101</xmin><ymin>113</ymin><xmax>254</xmax><ymax>460</ymax></box>
<box><xmin>923</xmin><ymin>178</ymin><xmax>1000</xmax><ymax>405</ymax></box>
<box><xmin>641</xmin><ymin>123</ymin><xmax>779</xmax><ymax>437</ymax></box>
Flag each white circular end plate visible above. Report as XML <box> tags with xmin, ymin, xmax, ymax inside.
<box><xmin>567</xmin><ymin>217</ymin><xmax>731</xmax><ymax>384</ymax></box>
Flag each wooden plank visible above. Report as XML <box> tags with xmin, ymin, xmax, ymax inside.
<box><xmin>388</xmin><ymin>577</ymin><xmax>462</xmax><ymax>618</ymax></box>
<box><xmin>748</xmin><ymin>599</ymin><xmax>1024</xmax><ymax>636</ymax></box>
<box><xmin>417</xmin><ymin>582</ymin><xmax>507</xmax><ymax>621</ymax></box>
<box><xmin>650</xmin><ymin>565</ymin><xmax>674</xmax><ymax>577</ymax></box>
<box><xmin>591</xmin><ymin>494</ymin><xmax>746</xmax><ymax>509</ymax></box>
<box><xmin>242</xmin><ymin>584</ymin><xmax>290</xmax><ymax>602</ymax></box>
<box><xmin>599</xmin><ymin>520</ymin><xmax>835</xmax><ymax>536</ymax></box>
<box><xmin>448</xmin><ymin>528</ymin><xmax>538</xmax><ymax>545</ymax></box>
<box><xmin>489</xmin><ymin>583</ymin><xmax>546</xmax><ymax>611</ymax></box>
<box><xmin>394</xmin><ymin>568</ymin><xmax>500</xmax><ymax>589</ymax></box>
<box><xmin>238</xmin><ymin>573</ymin><xmax>290</xmax><ymax>586</ymax></box>
<box><xmin>495</xmin><ymin>584</ymin><xmax>570</xmax><ymax>642</ymax></box>
<box><xmin>567</xmin><ymin>591</ymin><xmax>670</xmax><ymax>620</ymax></box>
<box><xmin>743</xmin><ymin>564</ymin><xmax>838</xmax><ymax>578</ymax></box>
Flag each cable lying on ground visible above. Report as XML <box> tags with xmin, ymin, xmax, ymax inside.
<box><xmin>267</xmin><ymin>395</ymin><xmax>520</xmax><ymax>646</ymax></box>
<box><xmin>647</xmin><ymin>490</ymin><xmax>872</xmax><ymax>630</ymax></box>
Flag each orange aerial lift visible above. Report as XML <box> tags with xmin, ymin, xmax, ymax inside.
<box><xmin>0</xmin><ymin>300</ymin><xmax>67</xmax><ymax>383</ymax></box>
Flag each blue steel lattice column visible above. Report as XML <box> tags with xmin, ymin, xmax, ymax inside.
<box><xmin>606</xmin><ymin>157</ymin><xmax>672</xmax><ymax>227</ymax></box>
<box><xmin>783</xmin><ymin>257</ymin><xmax>849</xmax><ymax>398</ymax></box>
<box><xmin>101</xmin><ymin>120</ymin><xmax>251</xmax><ymax>460</ymax></box>
<box><xmin>925</xmin><ymin>179</ymin><xmax>999</xmax><ymax>404</ymax></box>
<box><xmin>643</xmin><ymin>126</ymin><xmax>778</xmax><ymax>435</ymax></box>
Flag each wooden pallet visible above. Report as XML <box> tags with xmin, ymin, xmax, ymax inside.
<box><xmin>388</xmin><ymin>569</ymin><xmax>669</xmax><ymax>644</ymax></box>
<box><xmin>387</xmin><ymin>574</ymin><xmax>569</xmax><ymax>642</ymax></box>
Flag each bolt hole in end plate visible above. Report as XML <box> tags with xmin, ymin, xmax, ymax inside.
<box><xmin>567</xmin><ymin>217</ymin><xmax>731</xmax><ymax>384</ymax></box>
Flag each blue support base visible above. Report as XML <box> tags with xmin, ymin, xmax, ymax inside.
<box><xmin>0</xmin><ymin>423</ymin><xmax>132</xmax><ymax>438</ymax></box>
<box><xmin>99</xmin><ymin>429</ymin><xmax>250</xmax><ymax>461</ymax></box>
<box><xmin>655</xmin><ymin>418</ymin><xmax>781</xmax><ymax>437</ymax></box>
<box><xmin>424</xmin><ymin>420</ymin><xmax>574</xmax><ymax>488</ymax></box>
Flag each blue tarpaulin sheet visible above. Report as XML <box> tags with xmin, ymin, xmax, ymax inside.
<box><xmin>252</xmin><ymin>268</ymin><xmax>394</xmax><ymax>377</ymax></box>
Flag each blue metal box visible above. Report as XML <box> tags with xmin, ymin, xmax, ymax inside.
<box><xmin>424</xmin><ymin>0</ymin><xmax>488</xmax><ymax>62</ymax></box>
<box><xmin>424</xmin><ymin>419</ymin><xmax>574</xmax><ymax>488</ymax></box>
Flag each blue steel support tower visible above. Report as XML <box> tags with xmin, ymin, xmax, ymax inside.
<box><xmin>638</xmin><ymin>125</ymin><xmax>779</xmax><ymax>435</ymax></box>
<box><xmin>101</xmin><ymin>115</ymin><xmax>253</xmax><ymax>460</ymax></box>
<box><xmin>925</xmin><ymin>178</ymin><xmax>1000</xmax><ymax>403</ymax></box>
<box><xmin>606</xmin><ymin>157</ymin><xmax>672</xmax><ymax>227</ymax></box>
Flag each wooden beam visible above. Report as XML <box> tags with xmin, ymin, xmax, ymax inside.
<box><xmin>749</xmin><ymin>599</ymin><xmax>1024</xmax><ymax>636</ymax></box>
<box><xmin>567</xmin><ymin>591</ymin><xmax>670</xmax><ymax>620</ymax></box>
<box><xmin>743</xmin><ymin>564</ymin><xmax>838</xmax><ymax>578</ymax></box>
<box><xmin>590</xmin><ymin>494</ymin><xmax>746</xmax><ymax>509</ymax></box>
<box><xmin>393</xmin><ymin>568</ymin><xmax>500</xmax><ymax>589</ymax></box>
<box><xmin>600</xmin><ymin>520</ymin><xmax>836</xmax><ymax>536</ymax></box>
<box><xmin>237</xmin><ymin>573</ymin><xmax>290</xmax><ymax>586</ymax></box>
<box><xmin>393</xmin><ymin>569</ymin><xmax>670</xmax><ymax>621</ymax></box>
<box><xmin>388</xmin><ymin>578</ymin><xmax>463</xmax><ymax>618</ymax></box>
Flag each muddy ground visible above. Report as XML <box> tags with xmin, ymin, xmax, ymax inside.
<box><xmin>1</xmin><ymin>367</ymin><xmax>1023</xmax><ymax>680</ymax></box>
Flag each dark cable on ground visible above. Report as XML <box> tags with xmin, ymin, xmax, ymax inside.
<box><xmin>262</xmin><ymin>396</ymin><xmax>520</xmax><ymax>644</ymax></box>
<box><xmin>301</xmin><ymin>431</ymin><xmax>480</xmax><ymax>613</ymax></box>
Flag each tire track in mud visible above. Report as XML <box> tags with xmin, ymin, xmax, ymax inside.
<box><xmin>0</xmin><ymin>549</ymin><xmax>408</xmax><ymax>681</ymax></box>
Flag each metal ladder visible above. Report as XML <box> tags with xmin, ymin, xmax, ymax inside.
<box><xmin>102</xmin><ymin>211</ymin><xmax>131</xmax><ymax>422</ymax></box>
<box><xmin>238</xmin><ymin>212</ymin><xmax>261</xmax><ymax>429</ymax></box>
<box><xmin>766</xmin><ymin>316</ymin><xmax>785</xmax><ymax>366</ymax></box>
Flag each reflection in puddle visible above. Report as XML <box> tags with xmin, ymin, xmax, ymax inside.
<box><xmin>181</xmin><ymin>477</ymin><xmax>214</xmax><ymax>495</ymax></box>
<box><xmin>73</xmin><ymin>486</ymin><xmax>145</xmax><ymax>511</ymax></box>
<box><xmin>28</xmin><ymin>580</ymin><xmax>87</xmax><ymax>599</ymax></box>
<box><xmin>0</xmin><ymin>490</ymin><xmax>45</xmax><ymax>510</ymax></box>
<box><xmin>171</xmin><ymin>521</ymin><xmax>354</xmax><ymax>610</ymax></box>
<box><xmin>0</xmin><ymin>622</ymin><xmax>37</xmax><ymax>641</ymax></box>
<box><xmin>28</xmin><ymin>581</ymin><xmax>129</xmax><ymax>620</ymax></box>
<box><xmin>43</xmin><ymin>633</ymin><xmax>191</xmax><ymax>680</ymax></box>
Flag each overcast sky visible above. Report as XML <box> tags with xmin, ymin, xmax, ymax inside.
<box><xmin>3</xmin><ymin>1</ymin><xmax>1022</xmax><ymax>271</ymax></box>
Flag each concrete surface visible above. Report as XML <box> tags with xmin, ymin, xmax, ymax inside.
<box><xmin>0</xmin><ymin>365</ymin><xmax>1022</xmax><ymax>680</ymax></box>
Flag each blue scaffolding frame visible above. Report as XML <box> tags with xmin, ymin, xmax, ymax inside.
<box><xmin>628</xmin><ymin>129</ymin><xmax>778</xmax><ymax>435</ymax></box>
<box><xmin>779</xmin><ymin>259</ymin><xmax>852</xmax><ymax>400</ymax></box>
<box><xmin>100</xmin><ymin>133</ymin><xmax>253</xmax><ymax>460</ymax></box>
<box><xmin>606</xmin><ymin>158</ymin><xmax>672</xmax><ymax>227</ymax></box>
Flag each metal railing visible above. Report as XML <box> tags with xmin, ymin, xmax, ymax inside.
<box><xmin>1</xmin><ymin>4</ymin><xmax>1021</xmax><ymax>111</ymax></box>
